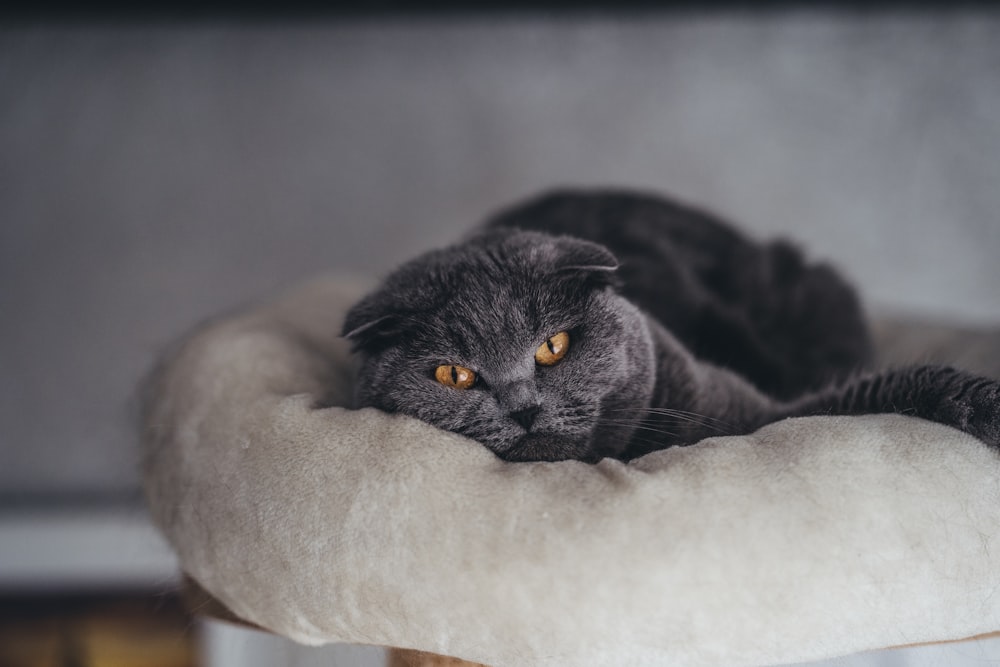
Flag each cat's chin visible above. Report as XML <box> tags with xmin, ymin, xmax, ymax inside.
<box><xmin>496</xmin><ymin>433</ymin><xmax>598</xmax><ymax>463</ymax></box>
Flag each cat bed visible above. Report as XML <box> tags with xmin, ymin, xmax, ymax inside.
<box><xmin>142</xmin><ymin>277</ymin><xmax>1000</xmax><ymax>667</ymax></box>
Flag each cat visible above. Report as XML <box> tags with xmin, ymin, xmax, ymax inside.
<box><xmin>343</xmin><ymin>189</ymin><xmax>1000</xmax><ymax>462</ymax></box>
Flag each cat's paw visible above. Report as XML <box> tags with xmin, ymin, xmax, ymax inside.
<box><xmin>934</xmin><ymin>374</ymin><xmax>1000</xmax><ymax>449</ymax></box>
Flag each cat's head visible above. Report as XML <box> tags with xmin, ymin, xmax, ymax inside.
<box><xmin>342</xmin><ymin>228</ymin><xmax>656</xmax><ymax>462</ymax></box>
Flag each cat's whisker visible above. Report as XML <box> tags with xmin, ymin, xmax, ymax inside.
<box><xmin>605</xmin><ymin>406</ymin><xmax>708</xmax><ymax>419</ymax></box>
<box><xmin>607</xmin><ymin>414</ymin><xmax>729</xmax><ymax>434</ymax></box>
<box><xmin>659</xmin><ymin>409</ymin><xmax>733</xmax><ymax>428</ymax></box>
<box><xmin>597</xmin><ymin>418</ymin><xmax>676</xmax><ymax>432</ymax></box>
<box><xmin>607</xmin><ymin>429</ymin><xmax>676</xmax><ymax>452</ymax></box>
<box><xmin>627</xmin><ymin>436</ymin><xmax>672</xmax><ymax>452</ymax></box>
<box><xmin>614</xmin><ymin>406</ymin><xmax>731</xmax><ymax>425</ymax></box>
<box><xmin>605</xmin><ymin>407</ymin><xmax>732</xmax><ymax>433</ymax></box>
<box><xmin>594</xmin><ymin>419</ymin><xmax>680</xmax><ymax>438</ymax></box>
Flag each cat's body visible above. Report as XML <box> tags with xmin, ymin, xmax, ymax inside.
<box><xmin>486</xmin><ymin>191</ymin><xmax>873</xmax><ymax>401</ymax></box>
<box><xmin>344</xmin><ymin>189</ymin><xmax>1000</xmax><ymax>462</ymax></box>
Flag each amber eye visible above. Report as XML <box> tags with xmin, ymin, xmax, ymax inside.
<box><xmin>535</xmin><ymin>331</ymin><xmax>570</xmax><ymax>366</ymax></box>
<box><xmin>435</xmin><ymin>364</ymin><xmax>477</xmax><ymax>389</ymax></box>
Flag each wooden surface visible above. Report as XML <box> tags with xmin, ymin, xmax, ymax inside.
<box><xmin>387</xmin><ymin>648</ymin><xmax>489</xmax><ymax>667</ymax></box>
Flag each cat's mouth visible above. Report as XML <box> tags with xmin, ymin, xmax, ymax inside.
<box><xmin>498</xmin><ymin>432</ymin><xmax>597</xmax><ymax>463</ymax></box>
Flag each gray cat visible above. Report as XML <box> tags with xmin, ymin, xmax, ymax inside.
<box><xmin>343</xmin><ymin>190</ymin><xmax>1000</xmax><ymax>462</ymax></box>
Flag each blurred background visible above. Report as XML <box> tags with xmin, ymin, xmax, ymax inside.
<box><xmin>1</xmin><ymin>4</ymin><xmax>999</xmax><ymax>666</ymax></box>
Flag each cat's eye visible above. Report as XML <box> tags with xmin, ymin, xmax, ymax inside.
<box><xmin>535</xmin><ymin>331</ymin><xmax>570</xmax><ymax>366</ymax></box>
<box><xmin>435</xmin><ymin>364</ymin><xmax>477</xmax><ymax>390</ymax></box>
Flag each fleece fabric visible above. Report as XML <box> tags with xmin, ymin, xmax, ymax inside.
<box><xmin>142</xmin><ymin>277</ymin><xmax>1000</xmax><ymax>667</ymax></box>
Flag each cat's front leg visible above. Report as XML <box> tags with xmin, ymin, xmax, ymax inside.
<box><xmin>786</xmin><ymin>365</ymin><xmax>1000</xmax><ymax>448</ymax></box>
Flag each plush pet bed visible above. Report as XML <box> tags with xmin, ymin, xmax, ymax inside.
<box><xmin>142</xmin><ymin>277</ymin><xmax>1000</xmax><ymax>667</ymax></box>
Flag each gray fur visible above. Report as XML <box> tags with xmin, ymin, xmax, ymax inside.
<box><xmin>344</xmin><ymin>190</ymin><xmax>1000</xmax><ymax>461</ymax></box>
<box><xmin>344</xmin><ymin>228</ymin><xmax>656</xmax><ymax>461</ymax></box>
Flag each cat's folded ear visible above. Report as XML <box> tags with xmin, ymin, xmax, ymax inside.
<box><xmin>341</xmin><ymin>293</ymin><xmax>401</xmax><ymax>351</ymax></box>
<box><xmin>550</xmin><ymin>236</ymin><xmax>621</xmax><ymax>288</ymax></box>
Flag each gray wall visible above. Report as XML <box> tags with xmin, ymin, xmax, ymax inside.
<box><xmin>2</xmin><ymin>14</ymin><xmax>999</xmax><ymax>497</ymax></box>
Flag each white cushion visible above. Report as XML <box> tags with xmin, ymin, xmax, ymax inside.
<box><xmin>142</xmin><ymin>277</ymin><xmax>1000</xmax><ymax>667</ymax></box>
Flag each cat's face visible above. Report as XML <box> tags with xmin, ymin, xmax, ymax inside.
<box><xmin>343</xmin><ymin>229</ymin><xmax>656</xmax><ymax>462</ymax></box>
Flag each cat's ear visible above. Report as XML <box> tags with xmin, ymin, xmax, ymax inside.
<box><xmin>341</xmin><ymin>294</ymin><xmax>401</xmax><ymax>351</ymax></box>
<box><xmin>551</xmin><ymin>237</ymin><xmax>621</xmax><ymax>287</ymax></box>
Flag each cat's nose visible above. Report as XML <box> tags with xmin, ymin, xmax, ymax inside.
<box><xmin>510</xmin><ymin>404</ymin><xmax>542</xmax><ymax>431</ymax></box>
